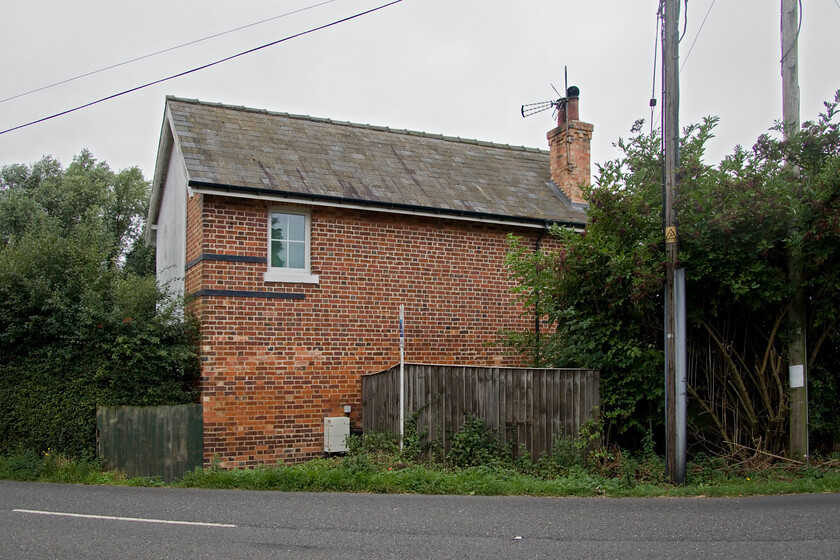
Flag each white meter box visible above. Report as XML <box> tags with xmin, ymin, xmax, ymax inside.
<box><xmin>324</xmin><ymin>417</ymin><xmax>350</xmax><ymax>452</ymax></box>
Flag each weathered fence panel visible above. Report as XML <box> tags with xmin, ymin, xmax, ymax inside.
<box><xmin>362</xmin><ymin>365</ymin><xmax>600</xmax><ymax>459</ymax></box>
<box><xmin>97</xmin><ymin>404</ymin><xmax>203</xmax><ymax>482</ymax></box>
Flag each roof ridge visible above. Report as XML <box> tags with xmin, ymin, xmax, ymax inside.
<box><xmin>165</xmin><ymin>96</ymin><xmax>548</xmax><ymax>155</ymax></box>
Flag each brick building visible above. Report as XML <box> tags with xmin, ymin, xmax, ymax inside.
<box><xmin>146</xmin><ymin>94</ymin><xmax>593</xmax><ymax>468</ymax></box>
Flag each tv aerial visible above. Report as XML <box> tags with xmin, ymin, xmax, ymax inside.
<box><xmin>520</xmin><ymin>67</ymin><xmax>578</xmax><ymax>121</ymax></box>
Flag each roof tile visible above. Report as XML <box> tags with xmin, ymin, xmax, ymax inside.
<box><xmin>165</xmin><ymin>97</ymin><xmax>586</xmax><ymax>225</ymax></box>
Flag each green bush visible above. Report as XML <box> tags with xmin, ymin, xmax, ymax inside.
<box><xmin>505</xmin><ymin>95</ymin><xmax>840</xmax><ymax>456</ymax></box>
<box><xmin>447</xmin><ymin>415</ymin><xmax>507</xmax><ymax>468</ymax></box>
<box><xmin>0</xmin><ymin>152</ymin><xmax>200</xmax><ymax>460</ymax></box>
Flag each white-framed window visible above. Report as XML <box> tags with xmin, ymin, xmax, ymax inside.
<box><xmin>264</xmin><ymin>207</ymin><xmax>319</xmax><ymax>284</ymax></box>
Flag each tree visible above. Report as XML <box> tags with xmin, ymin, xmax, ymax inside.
<box><xmin>678</xmin><ymin>94</ymin><xmax>840</xmax><ymax>457</ymax></box>
<box><xmin>505</xmin><ymin>93</ymin><xmax>840</xmax><ymax>457</ymax></box>
<box><xmin>0</xmin><ymin>150</ymin><xmax>147</xmax><ymax>262</ymax></box>
<box><xmin>0</xmin><ymin>151</ymin><xmax>199</xmax><ymax>459</ymax></box>
<box><xmin>505</xmin><ymin>118</ymin><xmax>668</xmax><ymax>444</ymax></box>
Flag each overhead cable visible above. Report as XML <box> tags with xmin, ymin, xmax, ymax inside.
<box><xmin>651</xmin><ymin>6</ymin><xmax>662</xmax><ymax>133</ymax></box>
<box><xmin>0</xmin><ymin>0</ymin><xmax>404</xmax><ymax>136</ymax></box>
<box><xmin>0</xmin><ymin>0</ymin><xmax>340</xmax><ymax>105</ymax></box>
<box><xmin>680</xmin><ymin>0</ymin><xmax>716</xmax><ymax>73</ymax></box>
<box><xmin>780</xmin><ymin>0</ymin><xmax>803</xmax><ymax>63</ymax></box>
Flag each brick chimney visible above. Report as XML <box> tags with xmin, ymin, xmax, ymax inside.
<box><xmin>547</xmin><ymin>86</ymin><xmax>594</xmax><ymax>204</ymax></box>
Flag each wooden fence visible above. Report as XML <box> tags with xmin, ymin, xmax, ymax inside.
<box><xmin>362</xmin><ymin>364</ymin><xmax>600</xmax><ymax>459</ymax></box>
<box><xmin>96</xmin><ymin>404</ymin><xmax>203</xmax><ymax>482</ymax></box>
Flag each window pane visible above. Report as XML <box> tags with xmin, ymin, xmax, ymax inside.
<box><xmin>271</xmin><ymin>240</ymin><xmax>286</xmax><ymax>268</ymax></box>
<box><xmin>271</xmin><ymin>213</ymin><xmax>287</xmax><ymax>240</ymax></box>
<box><xmin>269</xmin><ymin>211</ymin><xmax>310</xmax><ymax>273</ymax></box>
<box><xmin>288</xmin><ymin>214</ymin><xmax>305</xmax><ymax>241</ymax></box>
<box><xmin>288</xmin><ymin>241</ymin><xmax>305</xmax><ymax>269</ymax></box>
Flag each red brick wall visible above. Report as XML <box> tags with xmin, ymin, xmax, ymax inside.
<box><xmin>185</xmin><ymin>192</ymin><xmax>204</xmax><ymax>294</ymax></box>
<box><xmin>547</xmin><ymin>121</ymin><xmax>594</xmax><ymax>204</ymax></box>
<box><xmin>188</xmin><ymin>194</ymin><xmax>543</xmax><ymax>468</ymax></box>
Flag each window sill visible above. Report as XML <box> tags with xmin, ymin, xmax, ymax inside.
<box><xmin>264</xmin><ymin>270</ymin><xmax>320</xmax><ymax>284</ymax></box>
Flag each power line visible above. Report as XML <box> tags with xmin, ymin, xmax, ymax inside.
<box><xmin>680</xmin><ymin>0</ymin><xmax>716</xmax><ymax>73</ymax></box>
<box><xmin>0</xmin><ymin>0</ymin><xmax>340</xmax><ymax>105</ymax></box>
<box><xmin>651</xmin><ymin>4</ymin><xmax>663</xmax><ymax>134</ymax></box>
<box><xmin>0</xmin><ymin>0</ymin><xmax>404</xmax><ymax>136</ymax></box>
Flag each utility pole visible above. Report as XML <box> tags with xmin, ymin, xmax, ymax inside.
<box><xmin>781</xmin><ymin>0</ymin><xmax>808</xmax><ymax>461</ymax></box>
<box><xmin>662</xmin><ymin>0</ymin><xmax>687</xmax><ymax>484</ymax></box>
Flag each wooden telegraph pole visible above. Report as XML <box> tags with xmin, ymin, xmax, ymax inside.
<box><xmin>662</xmin><ymin>0</ymin><xmax>687</xmax><ymax>484</ymax></box>
<box><xmin>781</xmin><ymin>0</ymin><xmax>808</xmax><ymax>460</ymax></box>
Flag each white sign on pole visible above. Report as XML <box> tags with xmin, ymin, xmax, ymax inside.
<box><xmin>789</xmin><ymin>365</ymin><xmax>805</xmax><ymax>388</ymax></box>
<box><xmin>399</xmin><ymin>306</ymin><xmax>405</xmax><ymax>349</ymax></box>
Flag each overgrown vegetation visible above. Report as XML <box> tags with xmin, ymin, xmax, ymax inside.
<box><xmin>3</xmin><ymin>418</ymin><xmax>839</xmax><ymax>497</ymax></box>
<box><xmin>0</xmin><ymin>151</ymin><xmax>200</xmax><ymax>460</ymax></box>
<box><xmin>505</xmin><ymin>92</ymin><xmax>840</xmax><ymax>458</ymax></box>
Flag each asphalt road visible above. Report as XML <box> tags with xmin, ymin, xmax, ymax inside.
<box><xmin>1</xmin><ymin>480</ymin><xmax>838</xmax><ymax>559</ymax></box>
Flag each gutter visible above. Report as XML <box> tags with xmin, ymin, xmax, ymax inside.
<box><xmin>188</xmin><ymin>180</ymin><xmax>586</xmax><ymax>231</ymax></box>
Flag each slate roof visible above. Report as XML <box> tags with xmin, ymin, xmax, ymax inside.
<box><xmin>159</xmin><ymin>96</ymin><xmax>586</xmax><ymax>226</ymax></box>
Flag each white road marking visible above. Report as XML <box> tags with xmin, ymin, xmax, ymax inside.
<box><xmin>13</xmin><ymin>509</ymin><xmax>236</xmax><ymax>528</ymax></box>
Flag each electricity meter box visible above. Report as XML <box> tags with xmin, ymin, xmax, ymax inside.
<box><xmin>324</xmin><ymin>417</ymin><xmax>349</xmax><ymax>452</ymax></box>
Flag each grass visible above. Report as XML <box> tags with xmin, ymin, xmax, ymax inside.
<box><xmin>175</xmin><ymin>454</ymin><xmax>840</xmax><ymax>497</ymax></box>
<box><xmin>3</xmin><ymin>442</ymin><xmax>839</xmax><ymax>498</ymax></box>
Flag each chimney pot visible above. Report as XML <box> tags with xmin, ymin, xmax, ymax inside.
<box><xmin>566</xmin><ymin>97</ymin><xmax>580</xmax><ymax>122</ymax></box>
<box><xmin>556</xmin><ymin>86</ymin><xmax>581</xmax><ymax>127</ymax></box>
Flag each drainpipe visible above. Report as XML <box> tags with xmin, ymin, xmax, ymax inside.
<box><xmin>534</xmin><ymin>227</ymin><xmax>548</xmax><ymax>366</ymax></box>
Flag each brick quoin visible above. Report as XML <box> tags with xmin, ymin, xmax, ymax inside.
<box><xmin>188</xmin><ymin>195</ymin><xmax>549</xmax><ymax>468</ymax></box>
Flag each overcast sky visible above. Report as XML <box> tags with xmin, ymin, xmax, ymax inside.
<box><xmin>1</xmin><ymin>0</ymin><xmax>839</xmax><ymax>183</ymax></box>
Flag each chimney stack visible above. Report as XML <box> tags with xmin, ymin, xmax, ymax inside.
<box><xmin>547</xmin><ymin>86</ymin><xmax>593</xmax><ymax>204</ymax></box>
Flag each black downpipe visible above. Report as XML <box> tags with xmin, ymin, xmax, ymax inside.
<box><xmin>534</xmin><ymin>228</ymin><xmax>547</xmax><ymax>366</ymax></box>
